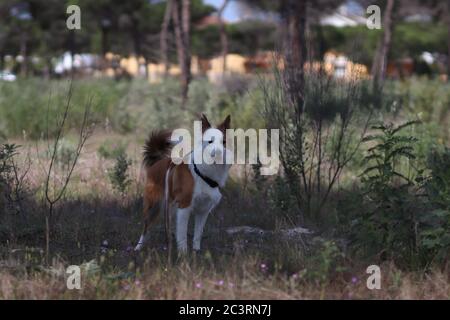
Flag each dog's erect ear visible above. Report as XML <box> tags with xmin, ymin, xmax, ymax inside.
<box><xmin>201</xmin><ymin>113</ymin><xmax>211</xmax><ymax>132</ymax></box>
<box><xmin>218</xmin><ymin>115</ymin><xmax>231</xmax><ymax>132</ymax></box>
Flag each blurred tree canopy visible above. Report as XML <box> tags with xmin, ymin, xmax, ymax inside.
<box><xmin>320</xmin><ymin>22</ymin><xmax>448</xmax><ymax>66</ymax></box>
<box><xmin>0</xmin><ymin>0</ymin><xmax>449</xmax><ymax>76</ymax></box>
<box><xmin>0</xmin><ymin>0</ymin><xmax>215</xmax><ymax>73</ymax></box>
<box><xmin>192</xmin><ymin>20</ymin><xmax>277</xmax><ymax>58</ymax></box>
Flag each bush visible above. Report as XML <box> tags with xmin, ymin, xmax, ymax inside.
<box><xmin>420</xmin><ymin>148</ymin><xmax>450</xmax><ymax>264</ymax></box>
<box><xmin>352</xmin><ymin>121</ymin><xmax>424</xmax><ymax>266</ymax></box>
<box><xmin>305</xmin><ymin>238</ymin><xmax>346</xmax><ymax>287</ymax></box>
<box><xmin>108</xmin><ymin>151</ymin><xmax>132</xmax><ymax>194</ymax></box>
<box><xmin>53</xmin><ymin>138</ymin><xmax>78</xmax><ymax>172</ymax></box>
<box><xmin>0</xmin><ymin>144</ymin><xmax>21</xmax><ymax>212</ymax></box>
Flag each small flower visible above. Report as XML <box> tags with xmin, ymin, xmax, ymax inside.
<box><xmin>195</xmin><ymin>282</ymin><xmax>202</xmax><ymax>289</ymax></box>
<box><xmin>217</xmin><ymin>280</ymin><xmax>224</xmax><ymax>286</ymax></box>
<box><xmin>291</xmin><ymin>273</ymin><xmax>298</xmax><ymax>279</ymax></box>
<box><xmin>100</xmin><ymin>240</ymin><xmax>109</xmax><ymax>253</ymax></box>
<box><xmin>123</xmin><ymin>284</ymin><xmax>130</xmax><ymax>291</ymax></box>
<box><xmin>260</xmin><ymin>263</ymin><xmax>267</xmax><ymax>270</ymax></box>
<box><xmin>228</xmin><ymin>282</ymin><xmax>234</xmax><ymax>288</ymax></box>
<box><xmin>351</xmin><ymin>276</ymin><xmax>358</xmax><ymax>284</ymax></box>
<box><xmin>135</xmin><ymin>280</ymin><xmax>141</xmax><ymax>286</ymax></box>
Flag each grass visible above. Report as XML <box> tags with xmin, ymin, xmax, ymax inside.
<box><xmin>0</xmin><ymin>77</ymin><xmax>265</xmax><ymax>140</ymax></box>
<box><xmin>1</xmin><ymin>251</ymin><xmax>448</xmax><ymax>299</ymax></box>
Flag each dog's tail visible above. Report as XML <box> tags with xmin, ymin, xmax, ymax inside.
<box><xmin>143</xmin><ymin>130</ymin><xmax>173</xmax><ymax>167</ymax></box>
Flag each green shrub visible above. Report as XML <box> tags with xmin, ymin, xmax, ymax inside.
<box><xmin>0</xmin><ymin>144</ymin><xmax>19</xmax><ymax>185</ymax></box>
<box><xmin>0</xmin><ymin>144</ymin><xmax>20</xmax><ymax>211</ymax></box>
<box><xmin>53</xmin><ymin>138</ymin><xmax>78</xmax><ymax>172</ymax></box>
<box><xmin>305</xmin><ymin>238</ymin><xmax>346</xmax><ymax>290</ymax></box>
<box><xmin>108</xmin><ymin>151</ymin><xmax>132</xmax><ymax>194</ymax></box>
<box><xmin>420</xmin><ymin>148</ymin><xmax>450</xmax><ymax>264</ymax></box>
<box><xmin>352</xmin><ymin>121</ymin><xmax>423</xmax><ymax>266</ymax></box>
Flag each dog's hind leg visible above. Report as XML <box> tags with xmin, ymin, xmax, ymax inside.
<box><xmin>175</xmin><ymin>207</ymin><xmax>192</xmax><ymax>254</ymax></box>
<box><xmin>193</xmin><ymin>210</ymin><xmax>210</xmax><ymax>252</ymax></box>
<box><xmin>135</xmin><ymin>200</ymin><xmax>161</xmax><ymax>251</ymax></box>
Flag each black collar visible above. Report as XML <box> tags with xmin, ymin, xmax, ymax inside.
<box><xmin>193</xmin><ymin>163</ymin><xmax>219</xmax><ymax>188</ymax></box>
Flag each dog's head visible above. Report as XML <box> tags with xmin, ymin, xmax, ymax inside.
<box><xmin>199</xmin><ymin>113</ymin><xmax>231</xmax><ymax>166</ymax></box>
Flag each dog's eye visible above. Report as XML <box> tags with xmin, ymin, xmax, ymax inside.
<box><xmin>208</xmin><ymin>139</ymin><xmax>213</xmax><ymax>144</ymax></box>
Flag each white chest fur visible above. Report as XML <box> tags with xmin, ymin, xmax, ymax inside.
<box><xmin>190</xmin><ymin>164</ymin><xmax>222</xmax><ymax>211</ymax></box>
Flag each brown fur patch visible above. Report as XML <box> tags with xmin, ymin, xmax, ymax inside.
<box><xmin>170</xmin><ymin>163</ymin><xmax>194</xmax><ymax>208</ymax></box>
<box><xmin>142</xmin><ymin>159</ymin><xmax>194</xmax><ymax>225</ymax></box>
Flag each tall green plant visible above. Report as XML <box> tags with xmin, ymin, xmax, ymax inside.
<box><xmin>108</xmin><ymin>151</ymin><xmax>132</xmax><ymax>194</ymax></box>
<box><xmin>420</xmin><ymin>148</ymin><xmax>450</xmax><ymax>265</ymax></box>
<box><xmin>0</xmin><ymin>144</ymin><xmax>20</xmax><ymax>202</ymax></box>
<box><xmin>353</xmin><ymin>120</ymin><xmax>422</xmax><ymax>266</ymax></box>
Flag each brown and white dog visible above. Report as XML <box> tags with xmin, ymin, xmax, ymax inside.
<box><xmin>134</xmin><ymin>114</ymin><xmax>231</xmax><ymax>254</ymax></box>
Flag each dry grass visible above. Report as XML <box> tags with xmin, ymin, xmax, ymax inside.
<box><xmin>0</xmin><ymin>256</ymin><xmax>448</xmax><ymax>299</ymax></box>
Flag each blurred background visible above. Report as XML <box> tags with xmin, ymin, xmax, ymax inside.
<box><xmin>0</xmin><ymin>0</ymin><xmax>449</xmax><ymax>84</ymax></box>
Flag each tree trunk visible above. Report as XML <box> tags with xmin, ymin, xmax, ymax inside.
<box><xmin>43</xmin><ymin>56</ymin><xmax>52</xmax><ymax>79</ymax></box>
<box><xmin>447</xmin><ymin>0</ymin><xmax>450</xmax><ymax>78</ymax></box>
<box><xmin>132</xmin><ymin>26</ymin><xmax>141</xmax><ymax>57</ymax></box>
<box><xmin>144</xmin><ymin>56</ymin><xmax>149</xmax><ymax>79</ymax></box>
<box><xmin>172</xmin><ymin>0</ymin><xmax>191</xmax><ymax>108</ymax></box>
<box><xmin>279</xmin><ymin>0</ymin><xmax>309</xmax><ymax>223</ymax></box>
<box><xmin>101</xmin><ymin>27</ymin><xmax>109</xmax><ymax>56</ymax></box>
<box><xmin>288</xmin><ymin>0</ymin><xmax>307</xmax><ymax>69</ymax></box>
<box><xmin>283</xmin><ymin>0</ymin><xmax>307</xmax><ymax>115</ymax></box>
<box><xmin>0</xmin><ymin>32</ymin><xmax>4</xmax><ymax>71</ymax></box>
<box><xmin>181</xmin><ymin>0</ymin><xmax>191</xmax><ymax>106</ymax></box>
<box><xmin>218</xmin><ymin>0</ymin><xmax>230</xmax><ymax>74</ymax></box>
<box><xmin>132</xmin><ymin>26</ymin><xmax>145</xmax><ymax>78</ymax></box>
<box><xmin>172</xmin><ymin>0</ymin><xmax>184</xmax><ymax>77</ymax></box>
<box><xmin>0</xmin><ymin>52</ymin><xmax>4</xmax><ymax>71</ymax></box>
<box><xmin>372</xmin><ymin>0</ymin><xmax>395</xmax><ymax>89</ymax></box>
<box><xmin>20</xmin><ymin>31</ymin><xmax>28</xmax><ymax>77</ymax></box>
<box><xmin>101</xmin><ymin>27</ymin><xmax>109</xmax><ymax>71</ymax></box>
<box><xmin>161</xmin><ymin>0</ymin><xmax>174</xmax><ymax>77</ymax></box>
<box><xmin>64</xmin><ymin>29</ymin><xmax>76</xmax><ymax>77</ymax></box>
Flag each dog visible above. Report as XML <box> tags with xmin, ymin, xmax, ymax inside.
<box><xmin>134</xmin><ymin>114</ymin><xmax>232</xmax><ymax>254</ymax></box>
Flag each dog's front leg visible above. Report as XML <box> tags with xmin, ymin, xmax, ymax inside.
<box><xmin>193</xmin><ymin>210</ymin><xmax>210</xmax><ymax>252</ymax></box>
<box><xmin>176</xmin><ymin>207</ymin><xmax>191</xmax><ymax>254</ymax></box>
<box><xmin>193</xmin><ymin>194</ymin><xmax>221</xmax><ymax>252</ymax></box>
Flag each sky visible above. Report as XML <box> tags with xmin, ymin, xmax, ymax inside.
<box><xmin>203</xmin><ymin>0</ymin><xmax>241</xmax><ymax>22</ymax></box>
<box><xmin>203</xmin><ymin>0</ymin><xmax>365</xmax><ymax>23</ymax></box>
